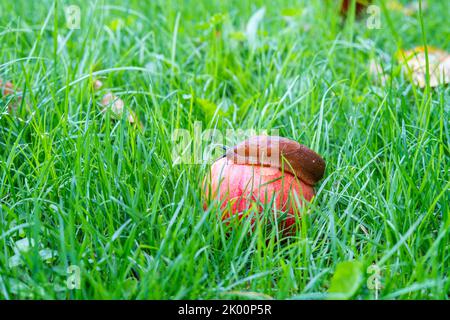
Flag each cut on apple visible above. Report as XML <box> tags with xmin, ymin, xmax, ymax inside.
<box><xmin>398</xmin><ymin>46</ymin><xmax>450</xmax><ymax>88</ymax></box>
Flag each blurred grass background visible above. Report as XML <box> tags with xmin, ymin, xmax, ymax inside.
<box><xmin>0</xmin><ymin>0</ymin><xmax>448</xmax><ymax>299</ymax></box>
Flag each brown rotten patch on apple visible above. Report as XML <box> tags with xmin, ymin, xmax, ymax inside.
<box><xmin>225</xmin><ymin>135</ymin><xmax>326</xmax><ymax>186</ymax></box>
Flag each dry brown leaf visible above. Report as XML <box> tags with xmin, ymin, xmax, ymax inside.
<box><xmin>128</xmin><ymin>110</ymin><xmax>144</xmax><ymax>129</ymax></box>
<box><xmin>93</xmin><ymin>79</ymin><xmax>103</xmax><ymax>91</ymax></box>
<box><xmin>101</xmin><ymin>93</ymin><xmax>125</xmax><ymax>116</ymax></box>
<box><xmin>388</xmin><ymin>1</ymin><xmax>427</xmax><ymax>16</ymax></box>
<box><xmin>100</xmin><ymin>92</ymin><xmax>143</xmax><ymax>128</ymax></box>
<box><xmin>127</xmin><ymin>111</ymin><xmax>137</xmax><ymax>124</ymax></box>
<box><xmin>398</xmin><ymin>46</ymin><xmax>450</xmax><ymax>88</ymax></box>
<box><xmin>387</xmin><ymin>1</ymin><xmax>406</xmax><ymax>12</ymax></box>
<box><xmin>403</xmin><ymin>1</ymin><xmax>428</xmax><ymax>16</ymax></box>
<box><xmin>0</xmin><ymin>79</ymin><xmax>22</xmax><ymax>113</ymax></box>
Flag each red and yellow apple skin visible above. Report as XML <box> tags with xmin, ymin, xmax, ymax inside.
<box><xmin>205</xmin><ymin>157</ymin><xmax>315</xmax><ymax>231</ymax></box>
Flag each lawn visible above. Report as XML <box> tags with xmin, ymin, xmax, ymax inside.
<box><xmin>0</xmin><ymin>0</ymin><xmax>449</xmax><ymax>299</ymax></box>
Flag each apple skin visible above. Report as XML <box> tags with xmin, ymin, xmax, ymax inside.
<box><xmin>0</xmin><ymin>80</ymin><xmax>14</xmax><ymax>96</ymax></box>
<box><xmin>205</xmin><ymin>157</ymin><xmax>315</xmax><ymax>232</ymax></box>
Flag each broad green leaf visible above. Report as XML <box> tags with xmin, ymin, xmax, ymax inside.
<box><xmin>281</xmin><ymin>8</ymin><xmax>303</xmax><ymax>17</ymax></box>
<box><xmin>328</xmin><ymin>260</ymin><xmax>363</xmax><ymax>300</ymax></box>
<box><xmin>196</xmin><ymin>98</ymin><xmax>222</xmax><ymax>117</ymax></box>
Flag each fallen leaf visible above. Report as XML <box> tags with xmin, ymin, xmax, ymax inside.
<box><xmin>101</xmin><ymin>92</ymin><xmax>125</xmax><ymax>116</ymax></box>
<box><xmin>387</xmin><ymin>0</ymin><xmax>405</xmax><ymax>12</ymax></box>
<box><xmin>403</xmin><ymin>1</ymin><xmax>428</xmax><ymax>16</ymax></box>
<box><xmin>8</xmin><ymin>255</ymin><xmax>22</xmax><ymax>268</ymax></box>
<box><xmin>388</xmin><ymin>0</ymin><xmax>428</xmax><ymax>16</ymax></box>
<box><xmin>38</xmin><ymin>248</ymin><xmax>58</xmax><ymax>262</ymax></box>
<box><xmin>145</xmin><ymin>61</ymin><xmax>161</xmax><ymax>74</ymax></box>
<box><xmin>9</xmin><ymin>238</ymin><xmax>58</xmax><ymax>268</ymax></box>
<box><xmin>398</xmin><ymin>46</ymin><xmax>450</xmax><ymax>88</ymax></box>
<box><xmin>127</xmin><ymin>110</ymin><xmax>144</xmax><ymax>129</ymax></box>
<box><xmin>100</xmin><ymin>92</ymin><xmax>143</xmax><ymax>128</ymax></box>
<box><xmin>13</xmin><ymin>238</ymin><xmax>35</xmax><ymax>254</ymax></box>
<box><xmin>8</xmin><ymin>249</ymin><xmax>58</xmax><ymax>268</ymax></box>
<box><xmin>93</xmin><ymin>79</ymin><xmax>103</xmax><ymax>91</ymax></box>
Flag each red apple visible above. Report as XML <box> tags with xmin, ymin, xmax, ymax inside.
<box><xmin>204</xmin><ymin>136</ymin><xmax>325</xmax><ymax>233</ymax></box>
<box><xmin>207</xmin><ymin>157</ymin><xmax>315</xmax><ymax>231</ymax></box>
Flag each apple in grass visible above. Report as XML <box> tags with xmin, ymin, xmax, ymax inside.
<box><xmin>204</xmin><ymin>136</ymin><xmax>325</xmax><ymax>233</ymax></box>
<box><xmin>207</xmin><ymin>157</ymin><xmax>316</xmax><ymax>231</ymax></box>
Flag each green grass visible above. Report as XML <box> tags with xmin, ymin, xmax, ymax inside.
<box><xmin>0</xmin><ymin>0</ymin><xmax>449</xmax><ymax>299</ymax></box>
